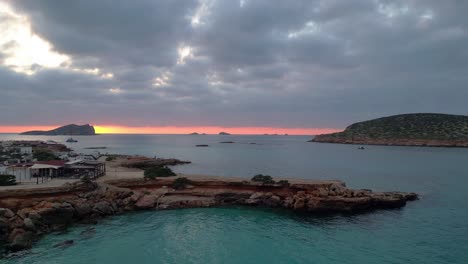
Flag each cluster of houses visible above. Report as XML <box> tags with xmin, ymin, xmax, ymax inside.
<box><xmin>0</xmin><ymin>140</ymin><xmax>106</xmax><ymax>185</ymax></box>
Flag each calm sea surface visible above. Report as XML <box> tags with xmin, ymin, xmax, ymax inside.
<box><xmin>1</xmin><ymin>134</ymin><xmax>468</xmax><ymax>263</ymax></box>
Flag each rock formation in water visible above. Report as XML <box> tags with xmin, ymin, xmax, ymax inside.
<box><xmin>20</xmin><ymin>124</ymin><xmax>96</xmax><ymax>136</ymax></box>
<box><xmin>311</xmin><ymin>113</ymin><xmax>468</xmax><ymax>147</ymax></box>
<box><xmin>0</xmin><ymin>177</ymin><xmax>417</xmax><ymax>253</ymax></box>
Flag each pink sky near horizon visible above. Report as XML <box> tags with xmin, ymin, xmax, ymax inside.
<box><xmin>0</xmin><ymin>125</ymin><xmax>340</xmax><ymax>135</ymax></box>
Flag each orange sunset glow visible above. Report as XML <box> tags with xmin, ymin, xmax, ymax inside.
<box><xmin>0</xmin><ymin>125</ymin><xmax>340</xmax><ymax>135</ymax></box>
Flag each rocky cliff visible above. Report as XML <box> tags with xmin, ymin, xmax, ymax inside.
<box><xmin>20</xmin><ymin>124</ymin><xmax>96</xmax><ymax>136</ymax></box>
<box><xmin>312</xmin><ymin>113</ymin><xmax>468</xmax><ymax>147</ymax></box>
<box><xmin>0</xmin><ymin>177</ymin><xmax>417</xmax><ymax>254</ymax></box>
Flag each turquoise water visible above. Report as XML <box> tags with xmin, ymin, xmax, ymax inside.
<box><xmin>1</xmin><ymin>134</ymin><xmax>468</xmax><ymax>263</ymax></box>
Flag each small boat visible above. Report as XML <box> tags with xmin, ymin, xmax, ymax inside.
<box><xmin>66</xmin><ymin>137</ymin><xmax>78</xmax><ymax>143</ymax></box>
<box><xmin>358</xmin><ymin>146</ymin><xmax>365</xmax><ymax>150</ymax></box>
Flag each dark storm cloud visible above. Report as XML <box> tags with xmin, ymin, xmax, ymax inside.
<box><xmin>1</xmin><ymin>0</ymin><xmax>468</xmax><ymax>128</ymax></box>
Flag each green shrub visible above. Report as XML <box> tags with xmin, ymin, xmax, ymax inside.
<box><xmin>251</xmin><ymin>174</ymin><xmax>275</xmax><ymax>184</ymax></box>
<box><xmin>144</xmin><ymin>166</ymin><xmax>176</xmax><ymax>179</ymax></box>
<box><xmin>172</xmin><ymin>177</ymin><xmax>191</xmax><ymax>190</ymax></box>
<box><xmin>105</xmin><ymin>154</ymin><xmax>121</xmax><ymax>162</ymax></box>
<box><xmin>80</xmin><ymin>175</ymin><xmax>92</xmax><ymax>184</ymax></box>
<box><xmin>0</xmin><ymin>175</ymin><xmax>16</xmax><ymax>186</ymax></box>
<box><xmin>277</xmin><ymin>180</ymin><xmax>290</xmax><ymax>187</ymax></box>
<box><xmin>33</xmin><ymin>148</ymin><xmax>58</xmax><ymax>161</ymax></box>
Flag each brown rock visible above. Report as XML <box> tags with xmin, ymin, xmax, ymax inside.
<box><xmin>8</xmin><ymin>228</ymin><xmax>33</xmax><ymax>251</ymax></box>
<box><xmin>28</xmin><ymin>211</ymin><xmax>41</xmax><ymax>221</ymax></box>
<box><xmin>283</xmin><ymin>196</ymin><xmax>294</xmax><ymax>208</ymax></box>
<box><xmin>293</xmin><ymin>197</ymin><xmax>306</xmax><ymax>210</ymax></box>
<box><xmin>0</xmin><ymin>217</ymin><xmax>9</xmax><ymax>241</ymax></box>
<box><xmin>0</xmin><ymin>208</ymin><xmax>15</xmax><ymax>218</ymax></box>
<box><xmin>93</xmin><ymin>201</ymin><xmax>114</xmax><ymax>215</ymax></box>
<box><xmin>36</xmin><ymin>205</ymin><xmax>74</xmax><ymax>226</ymax></box>
<box><xmin>130</xmin><ymin>192</ymin><xmax>144</xmax><ymax>202</ymax></box>
<box><xmin>317</xmin><ymin>188</ymin><xmax>329</xmax><ymax>197</ymax></box>
<box><xmin>23</xmin><ymin>218</ymin><xmax>35</xmax><ymax>230</ymax></box>
<box><xmin>73</xmin><ymin>200</ymin><xmax>93</xmax><ymax>217</ymax></box>
<box><xmin>8</xmin><ymin>215</ymin><xmax>25</xmax><ymax>229</ymax></box>
<box><xmin>135</xmin><ymin>195</ymin><xmax>157</xmax><ymax>209</ymax></box>
<box><xmin>249</xmin><ymin>192</ymin><xmax>264</xmax><ymax>200</ymax></box>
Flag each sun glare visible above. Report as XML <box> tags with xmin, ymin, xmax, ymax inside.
<box><xmin>0</xmin><ymin>2</ymin><xmax>70</xmax><ymax>74</ymax></box>
<box><xmin>177</xmin><ymin>45</ymin><xmax>193</xmax><ymax>65</ymax></box>
<box><xmin>93</xmin><ymin>125</ymin><xmax>338</xmax><ymax>135</ymax></box>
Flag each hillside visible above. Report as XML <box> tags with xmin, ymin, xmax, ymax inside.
<box><xmin>311</xmin><ymin>113</ymin><xmax>468</xmax><ymax>147</ymax></box>
<box><xmin>20</xmin><ymin>124</ymin><xmax>96</xmax><ymax>135</ymax></box>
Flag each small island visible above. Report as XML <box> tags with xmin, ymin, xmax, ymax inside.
<box><xmin>311</xmin><ymin>113</ymin><xmax>468</xmax><ymax>147</ymax></box>
<box><xmin>219</xmin><ymin>132</ymin><xmax>231</xmax><ymax>135</ymax></box>
<box><xmin>20</xmin><ymin>124</ymin><xmax>96</xmax><ymax>136</ymax></box>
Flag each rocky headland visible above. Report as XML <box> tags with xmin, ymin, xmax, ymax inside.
<box><xmin>20</xmin><ymin>124</ymin><xmax>96</xmax><ymax>136</ymax></box>
<box><xmin>311</xmin><ymin>113</ymin><xmax>468</xmax><ymax>147</ymax></box>
<box><xmin>0</xmin><ymin>175</ymin><xmax>418</xmax><ymax>254</ymax></box>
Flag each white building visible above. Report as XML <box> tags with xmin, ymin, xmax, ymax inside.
<box><xmin>69</xmin><ymin>153</ymin><xmax>98</xmax><ymax>161</ymax></box>
<box><xmin>0</xmin><ymin>165</ymin><xmax>7</xmax><ymax>175</ymax></box>
<box><xmin>5</xmin><ymin>164</ymin><xmax>32</xmax><ymax>183</ymax></box>
<box><xmin>18</xmin><ymin>146</ymin><xmax>33</xmax><ymax>155</ymax></box>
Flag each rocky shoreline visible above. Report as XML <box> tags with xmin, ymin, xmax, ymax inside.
<box><xmin>0</xmin><ymin>176</ymin><xmax>418</xmax><ymax>255</ymax></box>
<box><xmin>310</xmin><ymin>136</ymin><xmax>468</xmax><ymax>148</ymax></box>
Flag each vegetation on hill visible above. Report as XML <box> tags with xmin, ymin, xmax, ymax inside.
<box><xmin>172</xmin><ymin>177</ymin><xmax>192</xmax><ymax>190</ymax></box>
<box><xmin>251</xmin><ymin>174</ymin><xmax>289</xmax><ymax>186</ymax></box>
<box><xmin>33</xmin><ymin>148</ymin><xmax>59</xmax><ymax>161</ymax></box>
<box><xmin>20</xmin><ymin>124</ymin><xmax>96</xmax><ymax>135</ymax></box>
<box><xmin>313</xmin><ymin>113</ymin><xmax>468</xmax><ymax>142</ymax></box>
<box><xmin>144</xmin><ymin>166</ymin><xmax>176</xmax><ymax>179</ymax></box>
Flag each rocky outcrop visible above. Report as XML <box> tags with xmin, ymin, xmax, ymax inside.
<box><xmin>311</xmin><ymin>113</ymin><xmax>468</xmax><ymax>147</ymax></box>
<box><xmin>311</xmin><ymin>137</ymin><xmax>468</xmax><ymax>148</ymax></box>
<box><xmin>119</xmin><ymin>156</ymin><xmax>191</xmax><ymax>169</ymax></box>
<box><xmin>20</xmin><ymin>124</ymin><xmax>96</xmax><ymax>136</ymax></box>
<box><xmin>0</xmin><ymin>178</ymin><xmax>418</xmax><ymax>254</ymax></box>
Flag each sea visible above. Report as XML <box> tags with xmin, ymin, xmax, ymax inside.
<box><xmin>1</xmin><ymin>134</ymin><xmax>467</xmax><ymax>264</ymax></box>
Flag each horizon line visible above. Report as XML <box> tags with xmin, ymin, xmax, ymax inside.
<box><xmin>0</xmin><ymin>125</ymin><xmax>341</xmax><ymax>136</ymax></box>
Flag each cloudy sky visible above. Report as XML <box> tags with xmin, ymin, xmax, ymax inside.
<box><xmin>0</xmin><ymin>0</ymin><xmax>467</xmax><ymax>134</ymax></box>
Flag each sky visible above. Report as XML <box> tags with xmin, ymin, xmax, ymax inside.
<box><xmin>0</xmin><ymin>0</ymin><xmax>467</xmax><ymax>134</ymax></box>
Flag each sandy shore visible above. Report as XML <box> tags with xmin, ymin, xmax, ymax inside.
<box><xmin>0</xmin><ymin>179</ymin><xmax>80</xmax><ymax>190</ymax></box>
<box><xmin>100</xmin><ymin>156</ymin><xmax>340</xmax><ymax>185</ymax></box>
<box><xmin>1</xmin><ymin>156</ymin><xmax>339</xmax><ymax>191</ymax></box>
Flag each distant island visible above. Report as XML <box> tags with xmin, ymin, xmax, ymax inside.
<box><xmin>219</xmin><ymin>132</ymin><xmax>231</xmax><ymax>135</ymax></box>
<box><xmin>20</xmin><ymin>124</ymin><xmax>96</xmax><ymax>136</ymax></box>
<box><xmin>311</xmin><ymin>113</ymin><xmax>468</xmax><ymax>147</ymax></box>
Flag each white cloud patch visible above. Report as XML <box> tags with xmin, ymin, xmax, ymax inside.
<box><xmin>288</xmin><ymin>21</ymin><xmax>320</xmax><ymax>39</ymax></box>
<box><xmin>109</xmin><ymin>87</ymin><xmax>122</xmax><ymax>94</ymax></box>
<box><xmin>190</xmin><ymin>0</ymin><xmax>214</xmax><ymax>27</ymax></box>
<box><xmin>0</xmin><ymin>2</ymin><xmax>118</xmax><ymax>79</ymax></box>
<box><xmin>177</xmin><ymin>45</ymin><xmax>194</xmax><ymax>65</ymax></box>
<box><xmin>0</xmin><ymin>2</ymin><xmax>69</xmax><ymax>74</ymax></box>
<box><xmin>153</xmin><ymin>71</ymin><xmax>172</xmax><ymax>87</ymax></box>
